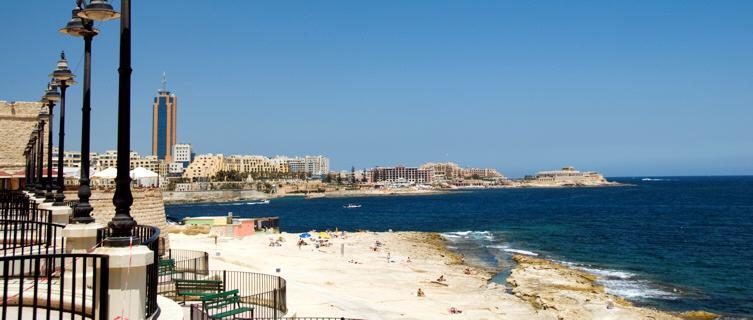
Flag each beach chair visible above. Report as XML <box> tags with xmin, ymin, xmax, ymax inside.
<box><xmin>201</xmin><ymin>289</ymin><xmax>253</xmax><ymax>319</ymax></box>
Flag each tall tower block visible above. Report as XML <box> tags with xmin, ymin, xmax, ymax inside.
<box><xmin>152</xmin><ymin>73</ymin><xmax>177</xmax><ymax>162</ymax></box>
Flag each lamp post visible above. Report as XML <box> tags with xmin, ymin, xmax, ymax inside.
<box><xmin>35</xmin><ymin>118</ymin><xmax>46</xmax><ymax>198</ymax></box>
<box><xmin>50</xmin><ymin>52</ymin><xmax>76</xmax><ymax>206</ymax></box>
<box><xmin>78</xmin><ymin>0</ymin><xmax>133</xmax><ymax>244</ymax></box>
<box><xmin>29</xmin><ymin>135</ymin><xmax>37</xmax><ymax>193</ymax></box>
<box><xmin>43</xmin><ymin>84</ymin><xmax>61</xmax><ymax>203</ymax></box>
<box><xmin>61</xmin><ymin>1</ymin><xmax>100</xmax><ymax>223</ymax></box>
<box><xmin>23</xmin><ymin>145</ymin><xmax>29</xmax><ymax>191</ymax></box>
<box><xmin>26</xmin><ymin>140</ymin><xmax>34</xmax><ymax>192</ymax></box>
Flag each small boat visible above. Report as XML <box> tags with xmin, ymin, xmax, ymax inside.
<box><xmin>247</xmin><ymin>199</ymin><xmax>270</xmax><ymax>205</ymax></box>
<box><xmin>343</xmin><ymin>204</ymin><xmax>362</xmax><ymax>209</ymax></box>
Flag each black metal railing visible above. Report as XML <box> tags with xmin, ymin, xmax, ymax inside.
<box><xmin>0</xmin><ymin>253</ymin><xmax>110</xmax><ymax>320</ymax></box>
<box><xmin>166</xmin><ymin>248</ymin><xmax>209</xmax><ymax>275</ymax></box>
<box><xmin>253</xmin><ymin>318</ymin><xmax>363</xmax><ymax>320</ymax></box>
<box><xmin>188</xmin><ymin>305</ymin><xmax>362</xmax><ymax>320</ymax></box>
<box><xmin>1</xmin><ymin>219</ymin><xmax>65</xmax><ymax>257</ymax></box>
<box><xmin>96</xmin><ymin>225</ymin><xmax>161</xmax><ymax>319</ymax></box>
<box><xmin>0</xmin><ymin>191</ymin><xmax>52</xmax><ymax>223</ymax></box>
<box><xmin>168</xmin><ymin>269</ymin><xmax>287</xmax><ymax>318</ymax></box>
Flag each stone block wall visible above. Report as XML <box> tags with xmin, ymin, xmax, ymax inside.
<box><xmin>71</xmin><ymin>188</ymin><xmax>168</xmax><ymax>229</ymax></box>
<box><xmin>0</xmin><ymin>100</ymin><xmax>48</xmax><ymax>173</ymax></box>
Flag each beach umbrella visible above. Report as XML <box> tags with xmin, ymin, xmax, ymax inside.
<box><xmin>319</xmin><ymin>232</ymin><xmax>331</xmax><ymax>239</ymax></box>
<box><xmin>299</xmin><ymin>233</ymin><xmax>311</xmax><ymax>238</ymax></box>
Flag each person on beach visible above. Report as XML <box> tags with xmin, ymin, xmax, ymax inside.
<box><xmin>387</xmin><ymin>251</ymin><xmax>391</xmax><ymax>263</ymax></box>
<box><xmin>437</xmin><ymin>275</ymin><xmax>446</xmax><ymax>282</ymax></box>
<box><xmin>406</xmin><ymin>256</ymin><xmax>412</xmax><ymax>263</ymax></box>
<box><xmin>417</xmin><ymin>288</ymin><xmax>425</xmax><ymax>297</ymax></box>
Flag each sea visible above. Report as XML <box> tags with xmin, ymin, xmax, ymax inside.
<box><xmin>165</xmin><ymin>176</ymin><xmax>753</xmax><ymax>318</ymax></box>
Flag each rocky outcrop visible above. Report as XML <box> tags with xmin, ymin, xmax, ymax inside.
<box><xmin>507</xmin><ymin>255</ymin><xmax>682</xmax><ymax>320</ymax></box>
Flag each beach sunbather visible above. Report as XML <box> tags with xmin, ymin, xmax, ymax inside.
<box><xmin>437</xmin><ymin>275</ymin><xmax>446</xmax><ymax>282</ymax></box>
<box><xmin>417</xmin><ymin>288</ymin><xmax>425</xmax><ymax>297</ymax></box>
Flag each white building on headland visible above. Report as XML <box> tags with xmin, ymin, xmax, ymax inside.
<box><xmin>524</xmin><ymin>166</ymin><xmax>609</xmax><ymax>186</ymax></box>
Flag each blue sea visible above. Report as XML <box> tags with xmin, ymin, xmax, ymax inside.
<box><xmin>166</xmin><ymin>176</ymin><xmax>753</xmax><ymax>317</ymax></box>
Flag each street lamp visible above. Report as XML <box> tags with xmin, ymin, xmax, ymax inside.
<box><xmin>34</xmin><ymin>118</ymin><xmax>46</xmax><ymax>198</ymax></box>
<box><xmin>61</xmin><ymin>1</ymin><xmax>100</xmax><ymax>224</ymax></box>
<box><xmin>79</xmin><ymin>0</ymin><xmax>136</xmax><ymax>244</ymax></box>
<box><xmin>25</xmin><ymin>140</ymin><xmax>34</xmax><ymax>192</ymax></box>
<box><xmin>29</xmin><ymin>135</ymin><xmax>37</xmax><ymax>193</ymax></box>
<box><xmin>77</xmin><ymin>0</ymin><xmax>120</xmax><ymax>22</ymax></box>
<box><xmin>49</xmin><ymin>52</ymin><xmax>76</xmax><ymax>207</ymax></box>
<box><xmin>43</xmin><ymin>84</ymin><xmax>61</xmax><ymax>203</ymax></box>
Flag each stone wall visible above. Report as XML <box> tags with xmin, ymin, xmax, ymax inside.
<box><xmin>162</xmin><ymin>189</ymin><xmax>268</xmax><ymax>204</ymax></box>
<box><xmin>69</xmin><ymin>188</ymin><xmax>168</xmax><ymax>229</ymax></box>
<box><xmin>0</xmin><ymin>100</ymin><xmax>48</xmax><ymax>173</ymax></box>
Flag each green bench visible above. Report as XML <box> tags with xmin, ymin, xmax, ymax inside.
<box><xmin>201</xmin><ymin>289</ymin><xmax>253</xmax><ymax>319</ymax></box>
<box><xmin>159</xmin><ymin>258</ymin><xmax>178</xmax><ymax>276</ymax></box>
<box><xmin>175</xmin><ymin>279</ymin><xmax>224</xmax><ymax>303</ymax></box>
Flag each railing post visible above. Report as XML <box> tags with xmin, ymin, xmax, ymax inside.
<box><xmin>273</xmin><ymin>288</ymin><xmax>277</xmax><ymax>320</ymax></box>
<box><xmin>223</xmin><ymin>270</ymin><xmax>227</xmax><ymax>291</ymax></box>
<box><xmin>93</xmin><ymin>243</ymin><xmax>153</xmax><ymax>320</ymax></box>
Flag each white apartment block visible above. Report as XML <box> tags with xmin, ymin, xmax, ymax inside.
<box><xmin>173</xmin><ymin>143</ymin><xmax>193</xmax><ymax>164</ymax></box>
<box><xmin>286</xmin><ymin>155</ymin><xmax>330</xmax><ymax>176</ymax></box>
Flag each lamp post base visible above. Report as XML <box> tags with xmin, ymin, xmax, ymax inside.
<box><xmin>103</xmin><ymin>236</ymin><xmax>140</xmax><ymax>248</ymax></box>
<box><xmin>53</xmin><ymin>192</ymin><xmax>66</xmax><ymax>207</ymax></box>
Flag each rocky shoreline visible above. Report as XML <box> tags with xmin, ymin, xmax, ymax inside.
<box><xmin>435</xmin><ymin>235</ymin><xmax>719</xmax><ymax>320</ymax></box>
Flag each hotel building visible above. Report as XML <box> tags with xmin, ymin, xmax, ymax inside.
<box><xmin>152</xmin><ymin>75</ymin><xmax>177</xmax><ymax>162</ymax></box>
<box><xmin>367</xmin><ymin>166</ymin><xmax>434</xmax><ymax>184</ymax></box>
<box><xmin>286</xmin><ymin>155</ymin><xmax>330</xmax><ymax>176</ymax></box>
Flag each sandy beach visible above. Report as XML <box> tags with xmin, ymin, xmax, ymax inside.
<box><xmin>165</xmin><ymin>230</ymin><xmax>702</xmax><ymax>320</ymax></box>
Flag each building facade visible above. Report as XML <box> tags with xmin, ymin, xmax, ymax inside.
<box><xmin>172</xmin><ymin>143</ymin><xmax>193</xmax><ymax>164</ymax></box>
<box><xmin>367</xmin><ymin>166</ymin><xmax>433</xmax><ymax>184</ymax></box>
<box><xmin>286</xmin><ymin>155</ymin><xmax>330</xmax><ymax>176</ymax></box>
<box><xmin>94</xmin><ymin>150</ymin><xmax>167</xmax><ymax>176</ymax></box>
<box><xmin>152</xmin><ymin>79</ymin><xmax>177</xmax><ymax>162</ymax></box>
<box><xmin>183</xmin><ymin>154</ymin><xmax>225</xmax><ymax>180</ymax></box>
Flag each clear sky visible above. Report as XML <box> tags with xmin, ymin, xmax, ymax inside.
<box><xmin>1</xmin><ymin>1</ymin><xmax>752</xmax><ymax>177</ymax></box>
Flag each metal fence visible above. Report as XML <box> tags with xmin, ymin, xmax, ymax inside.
<box><xmin>96</xmin><ymin>224</ymin><xmax>161</xmax><ymax>319</ymax></box>
<box><xmin>169</xmin><ymin>269</ymin><xmax>287</xmax><ymax>319</ymax></box>
<box><xmin>166</xmin><ymin>248</ymin><xmax>209</xmax><ymax>275</ymax></box>
<box><xmin>0</xmin><ymin>253</ymin><xmax>110</xmax><ymax>320</ymax></box>
<box><xmin>188</xmin><ymin>305</ymin><xmax>363</xmax><ymax>320</ymax></box>
<box><xmin>1</xmin><ymin>219</ymin><xmax>65</xmax><ymax>257</ymax></box>
<box><xmin>0</xmin><ymin>191</ymin><xmax>52</xmax><ymax>223</ymax></box>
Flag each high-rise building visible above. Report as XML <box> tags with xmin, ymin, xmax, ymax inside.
<box><xmin>152</xmin><ymin>73</ymin><xmax>177</xmax><ymax>162</ymax></box>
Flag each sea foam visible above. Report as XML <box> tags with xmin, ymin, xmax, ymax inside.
<box><xmin>503</xmin><ymin>248</ymin><xmax>539</xmax><ymax>256</ymax></box>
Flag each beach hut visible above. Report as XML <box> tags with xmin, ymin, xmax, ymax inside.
<box><xmin>130</xmin><ymin>167</ymin><xmax>159</xmax><ymax>188</ymax></box>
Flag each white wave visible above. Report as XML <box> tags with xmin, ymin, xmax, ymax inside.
<box><xmin>577</xmin><ymin>266</ymin><xmax>635</xmax><ymax>280</ymax></box>
<box><xmin>486</xmin><ymin>244</ymin><xmax>510</xmax><ymax>249</ymax></box>
<box><xmin>641</xmin><ymin>178</ymin><xmax>669</xmax><ymax>181</ymax></box>
<box><xmin>601</xmin><ymin>279</ymin><xmax>680</xmax><ymax>300</ymax></box>
<box><xmin>503</xmin><ymin>249</ymin><xmax>538</xmax><ymax>256</ymax></box>
<box><xmin>442</xmin><ymin>231</ymin><xmax>494</xmax><ymax>241</ymax></box>
<box><xmin>566</xmin><ymin>265</ymin><xmax>678</xmax><ymax>301</ymax></box>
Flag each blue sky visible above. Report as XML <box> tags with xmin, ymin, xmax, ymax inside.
<box><xmin>1</xmin><ymin>1</ymin><xmax>752</xmax><ymax>177</ymax></box>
